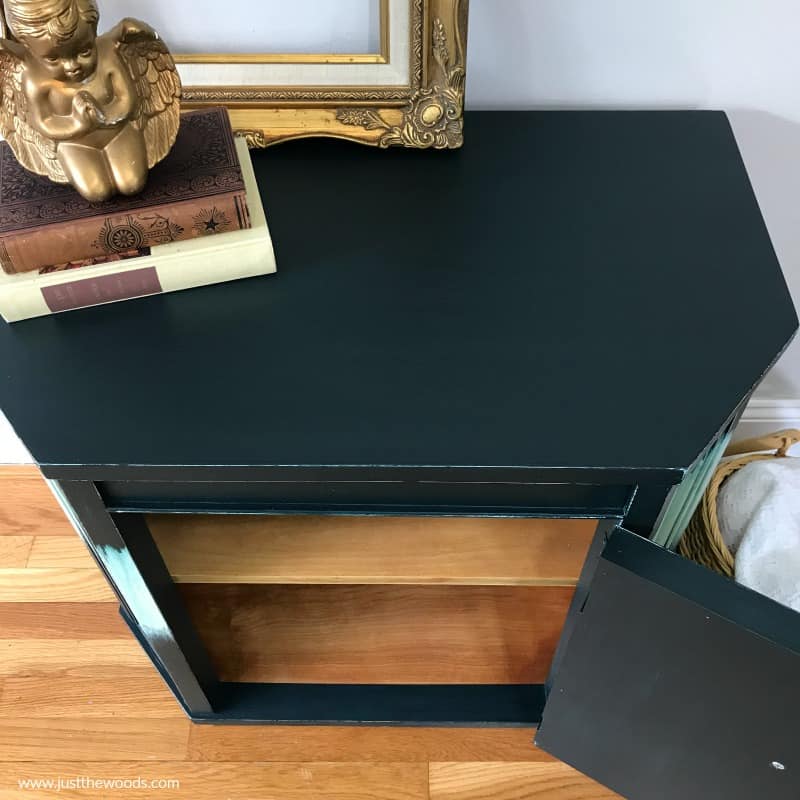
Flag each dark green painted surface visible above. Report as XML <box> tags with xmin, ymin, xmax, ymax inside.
<box><xmin>538</xmin><ymin>528</ymin><xmax>800</xmax><ymax>800</ymax></box>
<box><xmin>0</xmin><ymin>112</ymin><xmax>795</xmax><ymax>471</ymax></box>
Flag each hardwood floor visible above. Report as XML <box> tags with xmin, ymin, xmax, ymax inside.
<box><xmin>0</xmin><ymin>466</ymin><xmax>620</xmax><ymax>799</ymax></box>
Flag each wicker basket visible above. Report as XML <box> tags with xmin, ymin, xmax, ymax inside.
<box><xmin>679</xmin><ymin>429</ymin><xmax>800</xmax><ymax>577</ymax></box>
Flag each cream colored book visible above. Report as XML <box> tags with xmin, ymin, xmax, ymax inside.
<box><xmin>0</xmin><ymin>138</ymin><xmax>276</xmax><ymax>323</ymax></box>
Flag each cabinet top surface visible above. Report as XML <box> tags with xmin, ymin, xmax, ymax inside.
<box><xmin>0</xmin><ymin>111</ymin><xmax>796</xmax><ymax>475</ymax></box>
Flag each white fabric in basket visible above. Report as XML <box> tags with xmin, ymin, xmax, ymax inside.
<box><xmin>718</xmin><ymin>456</ymin><xmax>800</xmax><ymax>612</ymax></box>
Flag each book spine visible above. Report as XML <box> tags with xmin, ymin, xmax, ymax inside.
<box><xmin>0</xmin><ymin>191</ymin><xmax>251</xmax><ymax>275</ymax></box>
<box><xmin>0</xmin><ymin>237</ymin><xmax>276</xmax><ymax>323</ymax></box>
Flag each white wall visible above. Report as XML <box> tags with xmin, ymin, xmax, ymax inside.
<box><xmin>100</xmin><ymin>0</ymin><xmax>381</xmax><ymax>55</ymax></box>
<box><xmin>2</xmin><ymin>0</ymin><xmax>799</xmax><ymax>461</ymax></box>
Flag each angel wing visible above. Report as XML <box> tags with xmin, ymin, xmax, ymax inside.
<box><xmin>118</xmin><ymin>25</ymin><xmax>182</xmax><ymax>170</ymax></box>
<box><xmin>0</xmin><ymin>44</ymin><xmax>67</xmax><ymax>183</ymax></box>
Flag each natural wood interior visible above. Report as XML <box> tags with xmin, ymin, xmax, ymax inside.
<box><xmin>180</xmin><ymin>583</ymin><xmax>575</xmax><ymax>684</ymax></box>
<box><xmin>150</xmin><ymin>515</ymin><xmax>595</xmax><ymax>586</ymax></box>
<box><xmin>159</xmin><ymin>514</ymin><xmax>592</xmax><ymax>685</ymax></box>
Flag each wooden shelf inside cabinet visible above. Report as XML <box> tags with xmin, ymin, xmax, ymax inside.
<box><xmin>179</xmin><ymin>583</ymin><xmax>574</xmax><ymax>685</ymax></box>
<box><xmin>148</xmin><ymin>515</ymin><xmax>595</xmax><ymax>587</ymax></box>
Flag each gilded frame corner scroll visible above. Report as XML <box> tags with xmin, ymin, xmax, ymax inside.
<box><xmin>181</xmin><ymin>0</ymin><xmax>469</xmax><ymax>150</ymax></box>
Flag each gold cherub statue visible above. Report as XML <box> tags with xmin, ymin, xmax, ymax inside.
<box><xmin>0</xmin><ymin>0</ymin><xmax>181</xmax><ymax>202</ymax></box>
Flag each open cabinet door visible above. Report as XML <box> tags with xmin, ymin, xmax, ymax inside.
<box><xmin>536</xmin><ymin>527</ymin><xmax>800</xmax><ymax>800</ymax></box>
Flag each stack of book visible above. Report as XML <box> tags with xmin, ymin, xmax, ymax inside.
<box><xmin>0</xmin><ymin>108</ymin><xmax>276</xmax><ymax>323</ymax></box>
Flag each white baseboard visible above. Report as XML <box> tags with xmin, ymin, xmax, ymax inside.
<box><xmin>2</xmin><ymin>399</ymin><xmax>798</xmax><ymax>466</ymax></box>
<box><xmin>735</xmin><ymin>398</ymin><xmax>800</xmax><ymax>441</ymax></box>
<box><xmin>0</xmin><ymin>413</ymin><xmax>30</xmax><ymax>464</ymax></box>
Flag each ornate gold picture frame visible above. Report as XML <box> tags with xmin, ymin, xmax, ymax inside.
<box><xmin>179</xmin><ymin>0</ymin><xmax>469</xmax><ymax>150</ymax></box>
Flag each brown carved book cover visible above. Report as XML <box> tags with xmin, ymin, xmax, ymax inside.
<box><xmin>0</xmin><ymin>108</ymin><xmax>250</xmax><ymax>275</ymax></box>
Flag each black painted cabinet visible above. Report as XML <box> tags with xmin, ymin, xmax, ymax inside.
<box><xmin>0</xmin><ymin>112</ymin><xmax>798</xmax><ymax>800</ymax></box>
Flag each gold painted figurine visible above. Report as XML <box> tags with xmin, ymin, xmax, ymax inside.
<box><xmin>0</xmin><ymin>0</ymin><xmax>181</xmax><ymax>201</ymax></box>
